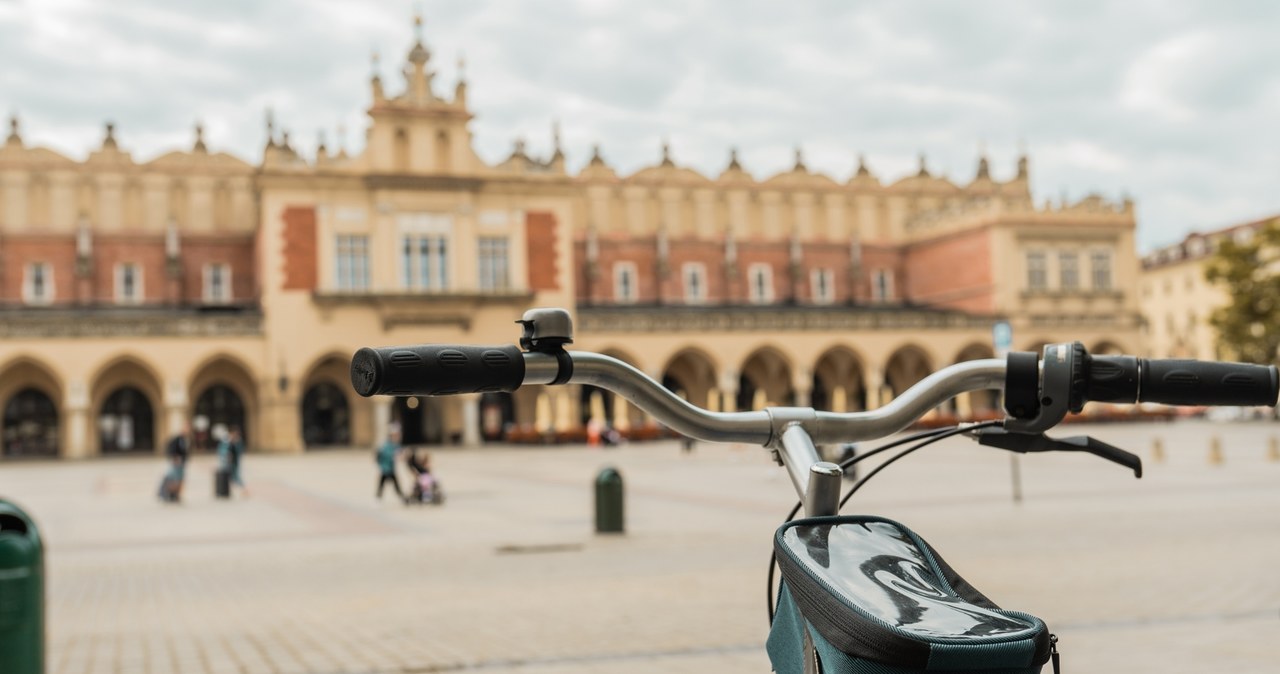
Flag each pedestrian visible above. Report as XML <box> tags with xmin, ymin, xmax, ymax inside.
<box><xmin>681</xmin><ymin>435</ymin><xmax>696</xmax><ymax>454</ymax></box>
<box><xmin>158</xmin><ymin>421</ymin><xmax>191</xmax><ymax>503</ymax></box>
<box><xmin>375</xmin><ymin>428</ymin><xmax>407</xmax><ymax>503</ymax></box>
<box><xmin>406</xmin><ymin>449</ymin><xmax>443</xmax><ymax>504</ymax></box>
<box><xmin>218</xmin><ymin>426</ymin><xmax>250</xmax><ymax>498</ymax></box>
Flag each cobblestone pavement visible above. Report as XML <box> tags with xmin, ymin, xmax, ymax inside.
<box><xmin>1</xmin><ymin>419</ymin><xmax>1278</xmax><ymax>673</ymax></box>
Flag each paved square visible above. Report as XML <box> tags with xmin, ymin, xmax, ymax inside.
<box><xmin>2</xmin><ymin>420</ymin><xmax>1278</xmax><ymax>673</ymax></box>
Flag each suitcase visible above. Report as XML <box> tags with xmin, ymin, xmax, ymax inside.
<box><xmin>214</xmin><ymin>469</ymin><xmax>231</xmax><ymax>499</ymax></box>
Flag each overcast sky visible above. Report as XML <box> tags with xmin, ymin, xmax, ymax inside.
<box><xmin>2</xmin><ymin>0</ymin><xmax>1277</xmax><ymax>251</ymax></box>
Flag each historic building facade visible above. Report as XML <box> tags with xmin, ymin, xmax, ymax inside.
<box><xmin>0</xmin><ymin>21</ymin><xmax>1141</xmax><ymax>459</ymax></box>
<box><xmin>1140</xmin><ymin>215</ymin><xmax>1278</xmax><ymax>361</ymax></box>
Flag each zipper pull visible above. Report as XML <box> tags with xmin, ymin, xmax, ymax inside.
<box><xmin>1050</xmin><ymin>633</ymin><xmax>1060</xmax><ymax>674</ymax></box>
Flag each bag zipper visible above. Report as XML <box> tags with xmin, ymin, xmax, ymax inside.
<box><xmin>1050</xmin><ymin>633</ymin><xmax>1061</xmax><ymax>673</ymax></box>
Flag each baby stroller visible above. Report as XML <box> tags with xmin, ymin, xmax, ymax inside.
<box><xmin>406</xmin><ymin>449</ymin><xmax>445</xmax><ymax>505</ymax></box>
<box><xmin>412</xmin><ymin>471</ymin><xmax>445</xmax><ymax>505</ymax></box>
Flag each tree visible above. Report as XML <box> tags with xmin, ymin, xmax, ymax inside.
<box><xmin>1205</xmin><ymin>219</ymin><xmax>1280</xmax><ymax>364</ymax></box>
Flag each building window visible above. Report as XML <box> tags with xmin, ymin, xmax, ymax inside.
<box><xmin>872</xmin><ymin>269</ymin><xmax>894</xmax><ymax>303</ymax></box>
<box><xmin>478</xmin><ymin>237</ymin><xmax>510</xmax><ymax>291</ymax></box>
<box><xmin>1091</xmin><ymin>251</ymin><xmax>1112</xmax><ymax>291</ymax></box>
<box><xmin>401</xmin><ymin>234</ymin><xmax>449</xmax><ymax>290</ymax></box>
<box><xmin>810</xmin><ymin>268</ymin><xmax>835</xmax><ymax>304</ymax></box>
<box><xmin>115</xmin><ymin>263</ymin><xmax>143</xmax><ymax>304</ymax></box>
<box><xmin>203</xmin><ymin>263</ymin><xmax>231</xmax><ymax>303</ymax></box>
<box><xmin>22</xmin><ymin>262</ymin><xmax>53</xmax><ymax>305</ymax></box>
<box><xmin>614</xmin><ymin>262</ymin><xmax>637</xmax><ymax>303</ymax></box>
<box><xmin>682</xmin><ymin>263</ymin><xmax>707</xmax><ymax>303</ymax></box>
<box><xmin>1026</xmin><ymin>251</ymin><xmax>1046</xmax><ymax>291</ymax></box>
<box><xmin>1059</xmin><ymin>252</ymin><xmax>1079</xmax><ymax>290</ymax></box>
<box><xmin>748</xmin><ymin>263</ymin><xmax>774</xmax><ymax>304</ymax></box>
<box><xmin>336</xmin><ymin>235</ymin><xmax>370</xmax><ymax>291</ymax></box>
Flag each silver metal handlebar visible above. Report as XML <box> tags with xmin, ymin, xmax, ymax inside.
<box><xmin>526</xmin><ymin>350</ymin><xmax>1006</xmax><ymax>516</ymax></box>
<box><xmin>527</xmin><ymin>351</ymin><xmax>1006</xmax><ymax>446</ymax></box>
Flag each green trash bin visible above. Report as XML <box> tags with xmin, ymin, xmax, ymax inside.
<box><xmin>594</xmin><ymin>467</ymin><xmax>624</xmax><ymax>534</ymax></box>
<box><xmin>0</xmin><ymin>499</ymin><xmax>44</xmax><ymax>674</ymax></box>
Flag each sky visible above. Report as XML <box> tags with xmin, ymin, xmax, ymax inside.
<box><xmin>1</xmin><ymin>0</ymin><xmax>1277</xmax><ymax>251</ymax></box>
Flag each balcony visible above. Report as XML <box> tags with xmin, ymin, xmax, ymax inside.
<box><xmin>576</xmin><ymin>302</ymin><xmax>998</xmax><ymax>333</ymax></box>
<box><xmin>311</xmin><ymin>290</ymin><xmax>536</xmax><ymax>330</ymax></box>
<box><xmin>0</xmin><ymin>303</ymin><xmax>263</xmax><ymax>338</ymax></box>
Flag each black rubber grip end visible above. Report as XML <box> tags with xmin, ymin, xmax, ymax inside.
<box><xmin>350</xmin><ymin>344</ymin><xmax>525</xmax><ymax>397</ymax></box>
<box><xmin>1138</xmin><ymin>359</ymin><xmax>1280</xmax><ymax>407</ymax></box>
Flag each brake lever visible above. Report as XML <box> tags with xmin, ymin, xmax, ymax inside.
<box><xmin>972</xmin><ymin>428</ymin><xmax>1143</xmax><ymax>478</ymax></box>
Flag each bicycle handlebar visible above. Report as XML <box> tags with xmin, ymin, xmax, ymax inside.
<box><xmin>352</xmin><ymin>341</ymin><xmax>1278</xmax><ymax>445</ymax></box>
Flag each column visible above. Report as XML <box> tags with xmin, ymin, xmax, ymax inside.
<box><xmin>164</xmin><ymin>380</ymin><xmax>189</xmax><ymax>451</ymax></box>
<box><xmin>718</xmin><ymin>370</ymin><xmax>739</xmax><ymax>413</ymax></box>
<box><xmin>611</xmin><ymin>393</ymin><xmax>630</xmax><ymax>431</ymax></box>
<box><xmin>792</xmin><ymin>368</ymin><xmax>812</xmax><ymax>408</ymax></box>
<box><xmin>64</xmin><ymin>381</ymin><xmax>90</xmax><ymax>459</ymax></box>
<box><xmin>460</xmin><ymin>394</ymin><xmax>481</xmax><ymax>447</ymax></box>
<box><xmin>867</xmin><ymin>366</ymin><xmax>884</xmax><ymax>410</ymax></box>
<box><xmin>373</xmin><ymin>396</ymin><xmax>392</xmax><ymax>443</ymax></box>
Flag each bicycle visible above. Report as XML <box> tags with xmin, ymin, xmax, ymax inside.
<box><xmin>349</xmin><ymin>308</ymin><xmax>1278</xmax><ymax>674</ymax></box>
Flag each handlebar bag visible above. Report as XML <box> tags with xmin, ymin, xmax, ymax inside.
<box><xmin>768</xmin><ymin>516</ymin><xmax>1052</xmax><ymax>673</ymax></box>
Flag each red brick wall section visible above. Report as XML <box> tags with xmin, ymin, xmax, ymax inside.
<box><xmin>903</xmin><ymin>226</ymin><xmax>994</xmax><ymax>313</ymax></box>
<box><xmin>572</xmin><ymin>237</ymin><xmax>930</xmax><ymax>306</ymax></box>
<box><xmin>736</xmin><ymin>243</ymin><xmax>794</xmax><ymax>303</ymax></box>
<box><xmin>0</xmin><ymin>236</ymin><xmax>77</xmax><ymax>304</ymax></box>
<box><xmin>525</xmin><ymin>211</ymin><xmax>559</xmax><ymax>291</ymax></box>
<box><xmin>281</xmin><ymin>206</ymin><xmax>318</xmax><ymax>291</ymax></box>
<box><xmin>182</xmin><ymin>236</ymin><xmax>257</xmax><ymax>303</ymax></box>
<box><xmin>861</xmin><ymin>245</ymin><xmax>905</xmax><ymax>303</ymax></box>
<box><xmin>92</xmin><ymin>237</ymin><xmax>167</xmax><ymax>303</ymax></box>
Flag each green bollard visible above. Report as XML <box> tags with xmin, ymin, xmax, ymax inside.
<box><xmin>594</xmin><ymin>467</ymin><xmax>624</xmax><ymax>534</ymax></box>
<box><xmin>0</xmin><ymin>499</ymin><xmax>44</xmax><ymax>674</ymax></box>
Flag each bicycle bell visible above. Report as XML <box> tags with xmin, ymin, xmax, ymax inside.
<box><xmin>517</xmin><ymin>308</ymin><xmax>574</xmax><ymax>353</ymax></box>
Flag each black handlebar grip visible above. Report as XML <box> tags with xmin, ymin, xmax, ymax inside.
<box><xmin>1085</xmin><ymin>355</ymin><xmax>1140</xmax><ymax>404</ymax></box>
<box><xmin>350</xmin><ymin>344</ymin><xmax>525</xmax><ymax>397</ymax></box>
<box><xmin>1138</xmin><ymin>359</ymin><xmax>1279</xmax><ymax>407</ymax></box>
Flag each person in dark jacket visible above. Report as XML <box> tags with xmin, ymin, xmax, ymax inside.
<box><xmin>217</xmin><ymin>426</ymin><xmax>250</xmax><ymax>498</ymax></box>
<box><xmin>158</xmin><ymin>421</ymin><xmax>191</xmax><ymax>503</ymax></box>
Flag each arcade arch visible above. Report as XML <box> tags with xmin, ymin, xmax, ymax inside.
<box><xmin>0</xmin><ymin>357</ymin><xmax>63</xmax><ymax>458</ymax></box>
<box><xmin>90</xmin><ymin>357</ymin><xmax>164</xmax><ymax>455</ymax></box>
<box><xmin>300</xmin><ymin>354</ymin><xmax>355</xmax><ymax>449</ymax></box>
<box><xmin>811</xmin><ymin>346</ymin><xmax>866</xmax><ymax>412</ymax></box>
<box><xmin>188</xmin><ymin>355</ymin><xmax>257</xmax><ymax>451</ymax></box>
<box><xmin>661</xmin><ymin>348</ymin><xmax>719</xmax><ymax>410</ymax></box>
<box><xmin>884</xmin><ymin>344</ymin><xmax>933</xmax><ymax>399</ymax></box>
<box><xmin>738</xmin><ymin>346</ymin><xmax>794</xmax><ymax>410</ymax></box>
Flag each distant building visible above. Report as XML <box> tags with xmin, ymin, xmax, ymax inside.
<box><xmin>0</xmin><ymin>18</ymin><xmax>1140</xmax><ymax>458</ymax></box>
<box><xmin>1139</xmin><ymin>215</ymin><xmax>1278</xmax><ymax>360</ymax></box>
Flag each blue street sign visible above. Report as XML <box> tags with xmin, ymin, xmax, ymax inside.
<box><xmin>993</xmin><ymin>321</ymin><xmax>1013</xmax><ymax>357</ymax></box>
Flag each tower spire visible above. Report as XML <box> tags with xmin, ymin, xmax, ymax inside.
<box><xmin>102</xmin><ymin>121</ymin><xmax>118</xmax><ymax>150</ymax></box>
<box><xmin>726</xmin><ymin>147</ymin><xmax>742</xmax><ymax>171</ymax></box>
<box><xmin>975</xmin><ymin>142</ymin><xmax>989</xmax><ymax>181</ymax></box>
<box><xmin>265</xmin><ymin>108</ymin><xmax>276</xmax><ymax>148</ymax></box>
<box><xmin>193</xmin><ymin>121</ymin><xmax>207</xmax><ymax>153</ymax></box>
<box><xmin>5</xmin><ymin>114</ymin><xmax>20</xmax><ymax>147</ymax></box>
<box><xmin>855</xmin><ymin>153</ymin><xmax>871</xmax><ymax>177</ymax></box>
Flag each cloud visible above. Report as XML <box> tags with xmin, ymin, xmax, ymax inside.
<box><xmin>1</xmin><ymin>0</ymin><xmax>1276</xmax><ymax>251</ymax></box>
